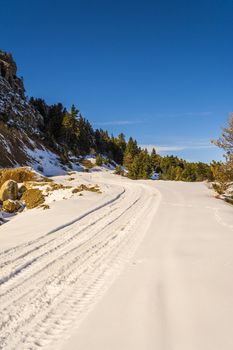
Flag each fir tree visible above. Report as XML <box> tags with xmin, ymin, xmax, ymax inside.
<box><xmin>123</xmin><ymin>137</ymin><xmax>139</xmax><ymax>168</ymax></box>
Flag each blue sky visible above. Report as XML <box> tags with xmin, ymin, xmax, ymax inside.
<box><xmin>1</xmin><ymin>0</ymin><xmax>232</xmax><ymax>162</ymax></box>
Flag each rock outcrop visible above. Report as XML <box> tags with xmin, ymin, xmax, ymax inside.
<box><xmin>0</xmin><ymin>50</ymin><xmax>43</xmax><ymax>131</ymax></box>
<box><xmin>0</xmin><ymin>51</ymin><xmax>24</xmax><ymax>97</ymax></box>
<box><xmin>0</xmin><ymin>50</ymin><xmax>62</xmax><ymax>172</ymax></box>
<box><xmin>0</xmin><ymin>179</ymin><xmax>18</xmax><ymax>201</ymax></box>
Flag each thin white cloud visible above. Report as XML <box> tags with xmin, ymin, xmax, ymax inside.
<box><xmin>182</xmin><ymin>111</ymin><xmax>212</xmax><ymax>117</ymax></box>
<box><xmin>94</xmin><ymin>120</ymin><xmax>142</xmax><ymax>126</ymax></box>
<box><xmin>140</xmin><ymin>144</ymin><xmax>185</xmax><ymax>153</ymax></box>
<box><xmin>140</xmin><ymin>142</ymin><xmax>215</xmax><ymax>154</ymax></box>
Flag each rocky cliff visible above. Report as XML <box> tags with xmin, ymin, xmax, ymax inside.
<box><xmin>0</xmin><ymin>51</ymin><xmax>43</xmax><ymax>131</ymax></box>
<box><xmin>0</xmin><ymin>50</ymin><xmax>66</xmax><ymax>174</ymax></box>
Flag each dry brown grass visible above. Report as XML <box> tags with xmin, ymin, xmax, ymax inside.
<box><xmin>0</xmin><ymin>168</ymin><xmax>43</xmax><ymax>187</ymax></box>
<box><xmin>45</xmin><ymin>183</ymin><xmax>72</xmax><ymax>193</ymax></box>
<box><xmin>21</xmin><ymin>188</ymin><xmax>45</xmax><ymax>209</ymax></box>
<box><xmin>72</xmin><ymin>184</ymin><xmax>101</xmax><ymax>194</ymax></box>
<box><xmin>2</xmin><ymin>199</ymin><xmax>21</xmax><ymax>213</ymax></box>
<box><xmin>224</xmin><ymin>197</ymin><xmax>233</xmax><ymax>205</ymax></box>
<box><xmin>40</xmin><ymin>204</ymin><xmax>50</xmax><ymax>210</ymax></box>
<box><xmin>80</xmin><ymin>159</ymin><xmax>94</xmax><ymax>169</ymax></box>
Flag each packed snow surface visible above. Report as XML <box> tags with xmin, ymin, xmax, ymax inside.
<box><xmin>0</xmin><ymin>172</ymin><xmax>233</xmax><ymax>350</ymax></box>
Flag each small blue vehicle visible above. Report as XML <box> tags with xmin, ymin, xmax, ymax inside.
<box><xmin>151</xmin><ymin>172</ymin><xmax>160</xmax><ymax>180</ymax></box>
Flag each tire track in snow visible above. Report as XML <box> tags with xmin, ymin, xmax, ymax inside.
<box><xmin>0</xmin><ymin>191</ymin><xmax>128</xmax><ymax>285</ymax></box>
<box><xmin>0</xmin><ymin>187</ymin><xmax>126</xmax><ymax>262</ymax></box>
<box><xmin>0</xmin><ymin>182</ymin><xmax>160</xmax><ymax>350</ymax></box>
<box><xmin>0</xmin><ymin>194</ymin><xmax>139</xmax><ymax>307</ymax></box>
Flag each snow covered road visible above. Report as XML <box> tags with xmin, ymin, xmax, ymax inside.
<box><xmin>0</xmin><ymin>176</ymin><xmax>160</xmax><ymax>349</ymax></box>
<box><xmin>0</xmin><ymin>177</ymin><xmax>232</xmax><ymax>350</ymax></box>
<box><xmin>61</xmin><ymin>180</ymin><xmax>233</xmax><ymax>350</ymax></box>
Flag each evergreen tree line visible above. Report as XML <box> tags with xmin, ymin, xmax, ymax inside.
<box><xmin>123</xmin><ymin>138</ymin><xmax>212</xmax><ymax>181</ymax></box>
<box><xmin>30</xmin><ymin>98</ymin><xmax>126</xmax><ymax>165</ymax></box>
<box><xmin>30</xmin><ymin>98</ymin><xmax>213</xmax><ymax>181</ymax></box>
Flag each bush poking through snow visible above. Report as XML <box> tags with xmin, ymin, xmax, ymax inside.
<box><xmin>80</xmin><ymin>159</ymin><xmax>94</xmax><ymax>169</ymax></box>
<box><xmin>212</xmin><ymin>182</ymin><xmax>226</xmax><ymax>195</ymax></box>
<box><xmin>21</xmin><ymin>189</ymin><xmax>45</xmax><ymax>209</ymax></box>
<box><xmin>115</xmin><ymin>165</ymin><xmax>124</xmax><ymax>176</ymax></box>
<box><xmin>72</xmin><ymin>184</ymin><xmax>101</xmax><ymax>194</ymax></box>
<box><xmin>95</xmin><ymin>154</ymin><xmax>103</xmax><ymax>166</ymax></box>
<box><xmin>46</xmin><ymin>183</ymin><xmax>72</xmax><ymax>192</ymax></box>
<box><xmin>40</xmin><ymin>204</ymin><xmax>50</xmax><ymax>210</ymax></box>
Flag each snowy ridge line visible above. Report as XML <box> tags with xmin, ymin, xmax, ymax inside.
<box><xmin>0</xmin><ymin>183</ymin><xmax>160</xmax><ymax>349</ymax></box>
<box><xmin>0</xmin><ymin>186</ymin><xmax>126</xmax><ymax>257</ymax></box>
<box><xmin>0</xmin><ymin>189</ymin><xmax>127</xmax><ymax>269</ymax></box>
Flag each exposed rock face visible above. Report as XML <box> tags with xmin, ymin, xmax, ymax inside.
<box><xmin>18</xmin><ymin>184</ymin><xmax>27</xmax><ymax>196</ymax></box>
<box><xmin>0</xmin><ymin>50</ymin><xmax>60</xmax><ymax>170</ymax></box>
<box><xmin>0</xmin><ymin>50</ymin><xmax>43</xmax><ymax>131</ymax></box>
<box><xmin>0</xmin><ymin>51</ymin><xmax>24</xmax><ymax>97</ymax></box>
<box><xmin>2</xmin><ymin>199</ymin><xmax>21</xmax><ymax>213</ymax></box>
<box><xmin>0</xmin><ymin>49</ymin><xmax>67</xmax><ymax>172</ymax></box>
<box><xmin>0</xmin><ymin>179</ymin><xmax>18</xmax><ymax>201</ymax></box>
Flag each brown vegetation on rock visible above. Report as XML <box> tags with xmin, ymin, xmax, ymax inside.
<box><xmin>2</xmin><ymin>199</ymin><xmax>21</xmax><ymax>213</ymax></box>
<box><xmin>21</xmin><ymin>188</ymin><xmax>45</xmax><ymax>209</ymax></box>
<box><xmin>72</xmin><ymin>184</ymin><xmax>101</xmax><ymax>194</ymax></box>
<box><xmin>0</xmin><ymin>168</ymin><xmax>42</xmax><ymax>187</ymax></box>
<box><xmin>46</xmin><ymin>183</ymin><xmax>72</xmax><ymax>192</ymax></box>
